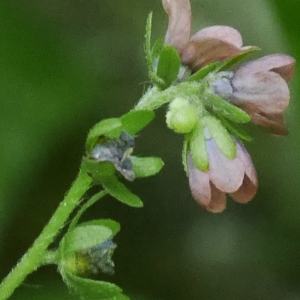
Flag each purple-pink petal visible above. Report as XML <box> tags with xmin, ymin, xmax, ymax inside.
<box><xmin>235</xmin><ymin>54</ymin><xmax>296</xmax><ymax>82</ymax></box>
<box><xmin>251</xmin><ymin>112</ymin><xmax>288</xmax><ymax>136</ymax></box>
<box><xmin>230</xmin><ymin>141</ymin><xmax>257</xmax><ymax>203</ymax></box>
<box><xmin>187</xmin><ymin>154</ymin><xmax>227</xmax><ymax>213</ymax></box>
<box><xmin>231</xmin><ymin>71</ymin><xmax>290</xmax><ymax>115</ymax></box>
<box><xmin>163</xmin><ymin>0</ymin><xmax>191</xmax><ymax>52</ymax></box>
<box><xmin>206</xmin><ymin>138</ymin><xmax>244</xmax><ymax>193</ymax></box>
<box><xmin>208</xmin><ymin>182</ymin><xmax>227</xmax><ymax>213</ymax></box>
<box><xmin>190</xmin><ymin>25</ymin><xmax>243</xmax><ymax>48</ymax></box>
<box><xmin>230</xmin><ymin>175</ymin><xmax>257</xmax><ymax>203</ymax></box>
<box><xmin>187</xmin><ymin>154</ymin><xmax>212</xmax><ymax>206</ymax></box>
<box><xmin>181</xmin><ymin>38</ymin><xmax>241</xmax><ymax>71</ymax></box>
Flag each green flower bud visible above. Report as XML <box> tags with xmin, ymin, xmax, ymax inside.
<box><xmin>166</xmin><ymin>97</ymin><xmax>198</xmax><ymax>133</ymax></box>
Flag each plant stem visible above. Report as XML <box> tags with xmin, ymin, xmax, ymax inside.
<box><xmin>0</xmin><ymin>170</ymin><xmax>93</xmax><ymax>300</ymax></box>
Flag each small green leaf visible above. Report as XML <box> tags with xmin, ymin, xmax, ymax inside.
<box><xmin>64</xmin><ymin>225</ymin><xmax>113</xmax><ymax>255</ymax></box>
<box><xmin>190</xmin><ymin>122</ymin><xmax>209</xmax><ymax>171</ymax></box>
<box><xmin>156</xmin><ymin>45</ymin><xmax>181</xmax><ymax>88</ymax></box>
<box><xmin>131</xmin><ymin>156</ymin><xmax>164</xmax><ymax>177</ymax></box>
<box><xmin>86</xmin><ymin>118</ymin><xmax>122</xmax><ymax>152</ymax></box>
<box><xmin>207</xmin><ymin>92</ymin><xmax>251</xmax><ymax>123</ymax></box>
<box><xmin>218</xmin><ymin>116</ymin><xmax>253</xmax><ymax>142</ymax></box>
<box><xmin>102</xmin><ymin>176</ymin><xmax>143</xmax><ymax>207</ymax></box>
<box><xmin>187</xmin><ymin>62</ymin><xmax>220</xmax><ymax>82</ymax></box>
<box><xmin>60</xmin><ymin>269</ymin><xmax>129</xmax><ymax>300</ymax></box>
<box><xmin>203</xmin><ymin>115</ymin><xmax>236</xmax><ymax>159</ymax></box>
<box><xmin>121</xmin><ymin>110</ymin><xmax>155</xmax><ymax>135</ymax></box>
<box><xmin>218</xmin><ymin>46</ymin><xmax>260</xmax><ymax>71</ymax></box>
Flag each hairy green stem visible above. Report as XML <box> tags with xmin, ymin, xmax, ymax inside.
<box><xmin>0</xmin><ymin>170</ymin><xmax>93</xmax><ymax>300</ymax></box>
<box><xmin>135</xmin><ymin>81</ymin><xmax>202</xmax><ymax>111</ymax></box>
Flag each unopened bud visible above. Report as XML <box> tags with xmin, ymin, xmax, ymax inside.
<box><xmin>166</xmin><ymin>98</ymin><xmax>198</xmax><ymax>134</ymax></box>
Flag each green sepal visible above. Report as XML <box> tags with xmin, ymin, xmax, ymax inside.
<box><xmin>145</xmin><ymin>13</ymin><xmax>165</xmax><ymax>85</ymax></box>
<box><xmin>82</xmin><ymin>158</ymin><xmax>116</xmax><ymax>183</ymax></box>
<box><xmin>82</xmin><ymin>219</ymin><xmax>120</xmax><ymax>237</ymax></box>
<box><xmin>61</xmin><ymin>224</ymin><xmax>113</xmax><ymax>256</ymax></box>
<box><xmin>218</xmin><ymin>116</ymin><xmax>253</xmax><ymax>142</ymax></box>
<box><xmin>218</xmin><ymin>46</ymin><xmax>260</xmax><ymax>71</ymax></box>
<box><xmin>182</xmin><ymin>135</ymin><xmax>189</xmax><ymax>174</ymax></box>
<box><xmin>121</xmin><ymin>110</ymin><xmax>155</xmax><ymax>135</ymax></box>
<box><xmin>152</xmin><ymin>38</ymin><xmax>164</xmax><ymax>61</ymax></box>
<box><xmin>203</xmin><ymin>115</ymin><xmax>236</xmax><ymax>159</ymax></box>
<box><xmin>206</xmin><ymin>92</ymin><xmax>251</xmax><ymax>123</ymax></box>
<box><xmin>145</xmin><ymin>12</ymin><xmax>154</xmax><ymax>71</ymax></box>
<box><xmin>189</xmin><ymin>122</ymin><xmax>209</xmax><ymax>171</ymax></box>
<box><xmin>187</xmin><ymin>62</ymin><xmax>220</xmax><ymax>82</ymax></box>
<box><xmin>156</xmin><ymin>45</ymin><xmax>181</xmax><ymax>89</ymax></box>
<box><xmin>60</xmin><ymin>269</ymin><xmax>129</xmax><ymax>300</ymax></box>
<box><xmin>131</xmin><ymin>156</ymin><xmax>164</xmax><ymax>177</ymax></box>
<box><xmin>101</xmin><ymin>175</ymin><xmax>143</xmax><ymax>208</ymax></box>
<box><xmin>86</xmin><ymin>118</ymin><xmax>122</xmax><ymax>152</ymax></box>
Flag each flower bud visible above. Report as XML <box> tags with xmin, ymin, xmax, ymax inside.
<box><xmin>166</xmin><ymin>97</ymin><xmax>198</xmax><ymax>133</ymax></box>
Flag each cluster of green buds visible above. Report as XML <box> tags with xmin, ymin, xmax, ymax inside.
<box><xmin>136</xmin><ymin>0</ymin><xmax>295</xmax><ymax>212</ymax></box>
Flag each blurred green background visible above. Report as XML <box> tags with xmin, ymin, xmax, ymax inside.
<box><xmin>1</xmin><ymin>0</ymin><xmax>300</xmax><ymax>299</ymax></box>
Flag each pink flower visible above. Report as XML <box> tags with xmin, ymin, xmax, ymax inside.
<box><xmin>187</xmin><ymin>133</ymin><xmax>257</xmax><ymax>213</ymax></box>
<box><xmin>212</xmin><ymin>54</ymin><xmax>296</xmax><ymax>135</ymax></box>
<box><xmin>163</xmin><ymin>0</ymin><xmax>253</xmax><ymax>71</ymax></box>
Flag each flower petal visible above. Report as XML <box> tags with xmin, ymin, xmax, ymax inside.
<box><xmin>231</xmin><ymin>71</ymin><xmax>290</xmax><ymax>115</ymax></box>
<box><xmin>251</xmin><ymin>112</ymin><xmax>288</xmax><ymax>135</ymax></box>
<box><xmin>236</xmin><ymin>141</ymin><xmax>257</xmax><ymax>187</ymax></box>
<box><xmin>206</xmin><ymin>137</ymin><xmax>244</xmax><ymax>193</ymax></box>
<box><xmin>181</xmin><ymin>38</ymin><xmax>241</xmax><ymax>71</ymax></box>
<box><xmin>187</xmin><ymin>154</ymin><xmax>212</xmax><ymax>206</ymax></box>
<box><xmin>163</xmin><ymin>0</ymin><xmax>191</xmax><ymax>52</ymax></box>
<box><xmin>208</xmin><ymin>182</ymin><xmax>227</xmax><ymax>213</ymax></box>
<box><xmin>187</xmin><ymin>154</ymin><xmax>227</xmax><ymax>213</ymax></box>
<box><xmin>230</xmin><ymin>175</ymin><xmax>257</xmax><ymax>203</ymax></box>
<box><xmin>230</xmin><ymin>141</ymin><xmax>257</xmax><ymax>203</ymax></box>
<box><xmin>235</xmin><ymin>54</ymin><xmax>296</xmax><ymax>82</ymax></box>
<box><xmin>190</xmin><ymin>25</ymin><xmax>243</xmax><ymax>48</ymax></box>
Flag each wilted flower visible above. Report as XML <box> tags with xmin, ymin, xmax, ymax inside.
<box><xmin>65</xmin><ymin>239</ymin><xmax>117</xmax><ymax>277</ymax></box>
<box><xmin>163</xmin><ymin>0</ymin><xmax>253</xmax><ymax>71</ymax></box>
<box><xmin>187</xmin><ymin>128</ymin><xmax>257</xmax><ymax>213</ymax></box>
<box><xmin>211</xmin><ymin>54</ymin><xmax>296</xmax><ymax>135</ymax></box>
<box><xmin>91</xmin><ymin>131</ymin><xmax>135</xmax><ymax>180</ymax></box>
